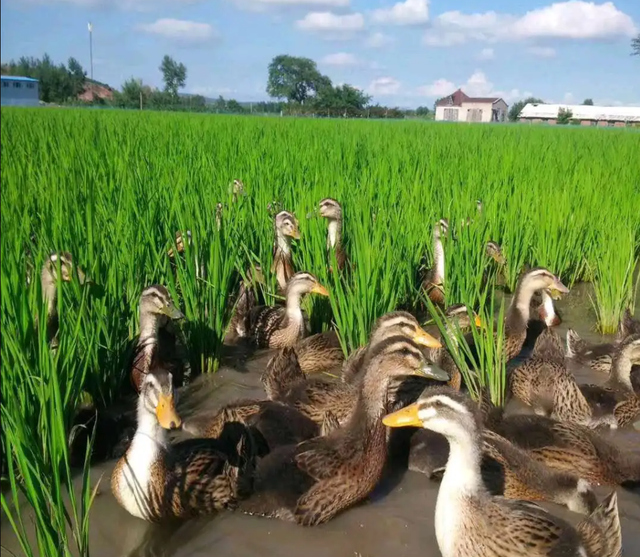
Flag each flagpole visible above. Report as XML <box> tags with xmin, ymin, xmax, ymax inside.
<box><xmin>88</xmin><ymin>22</ymin><xmax>93</xmax><ymax>82</ymax></box>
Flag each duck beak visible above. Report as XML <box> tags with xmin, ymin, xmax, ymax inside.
<box><xmin>414</xmin><ymin>363</ymin><xmax>449</xmax><ymax>382</ymax></box>
<box><xmin>413</xmin><ymin>327</ymin><xmax>442</xmax><ymax>348</ymax></box>
<box><xmin>288</xmin><ymin>228</ymin><xmax>301</xmax><ymax>240</ymax></box>
<box><xmin>383</xmin><ymin>403</ymin><xmax>422</xmax><ymax>428</ymax></box>
<box><xmin>156</xmin><ymin>393</ymin><xmax>182</xmax><ymax>430</ymax></box>
<box><xmin>161</xmin><ymin>304</ymin><xmax>185</xmax><ymax>320</ymax></box>
<box><xmin>547</xmin><ymin>287</ymin><xmax>563</xmax><ymax>300</ymax></box>
<box><xmin>474</xmin><ymin>314</ymin><xmax>483</xmax><ymax>328</ymax></box>
<box><xmin>552</xmin><ymin>278</ymin><xmax>570</xmax><ymax>295</ymax></box>
<box><xmin>311</xmin><ymin>283</ymin><xmax>330</xmax><ymax>297</ymax></box>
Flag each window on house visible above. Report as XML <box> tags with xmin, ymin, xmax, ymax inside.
<box><xmin>13</xmin><ymin>82</ymin><xmax>21</xmax><ymax>88</ymax></box>
<box><xmin>26</xmin><ymin>83</ymin><xmax>35</xmax><ymax>89</ymax></box>
<box><xmin>443</xmin><ymin>108</ymin><xmax>459</xmax><ymax>121</ymax></box>
<box><xmin>2</xmin><ymin>82</ymin><xmax>9</xmax><ymax>88</ymax></box>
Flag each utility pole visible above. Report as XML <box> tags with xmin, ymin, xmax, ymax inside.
<box><xmin>88</xmin><ymin>22</ymin><xmax>94</xmax><ymax>82</ymax></box>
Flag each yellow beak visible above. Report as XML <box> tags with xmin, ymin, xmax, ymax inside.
<box><xmin>413</xmin><ymin>327</ymin><xmax>442</xmax><ymax>349</ymax></box>
<box><xmin>288</xmin><ymin>228</ymin><xmax>301</xmax><ymax>240</ymax></box>
<box><xmin>382</xmin><ymin>403</ymin><xmax>422</xmax><ymax>428</ymax></box>
<box><xmin>474</xmin><ymin>314</ymin><xmax>483</xmax><ymax>328</ymax></box>
<box><xmin>311</xmin><ymin>283</ymin><xmax>330</xmax><ymax>296</ymax></box>
<box><xmin>156</xmin><ymin>393</ymin><xmax>182</xmax><ymax>429</ymax></box>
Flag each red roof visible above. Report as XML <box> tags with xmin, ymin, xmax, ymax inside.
<box><xmin>435</xmin><ymin>88</ymin><xmax>501</xmax><ymax>107</ymax></box>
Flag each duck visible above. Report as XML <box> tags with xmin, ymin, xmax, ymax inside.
<box><xmin>487</xmin><ymin>411</ymin><xmax>640</xmax><ymax>487</ymax></box>
<box><xmin>272</xmin><ymin>210</ymin><xmax>301</xmax><ymax>292</ymax></box>
<box><xmin>238</xmin><ymin>338</ymin><xmax>449</xmax><ymax>526</ymax></box>
<box><xmin>111</xmin><ymin>368</ymin><xmax>256</xmax><ymax>521</ymax></box>
<box><xmin>341</xmin><ymin>310</ymin><xmax>443</xmax><ymax>386</ymax></box>
<box><xmin>130</xmin><ymin>285</ymin><xmax>189</xmax><ymax>393</ymax></box>
<box><xmin>617</xmin><ymin>307</ymin><xmax>640</xmax><ymax>339</ymax></box>
<box><xmin>421</xmin><ymin>218</ymin><xmax>449</xmax><ymax>307</ymax></box>
<box><xmin>566</xmin><ymin>329</ymin><xmax>616</xmax><ymax>374</ymax></box>
<box><xmin>183</xmin><ymin>395</ymin><xmax>326</xmax><ymax>457</ymax></box>
<box><xmin>247</xmin><ymin>272</ymin><xmax>328</xmax><ymax>349</ymax></box>
<box><xmin>263</xmin><ymin>320</ymin><xmax>442</xmax><ymax>427</ymax></box>
<box><xmin>383</xmin><ymin>386</ymin><xmax>623</xmax><ymax>557</ymax></box>
<box><xmin>501</xmin><ymin>267</ymin><xmax>569</xmax><ymax>362</ymax></box>
<box><xmin>293</xmin><ymin>330</ymin><xmax>345</xmax><ymax>374</ymax></box>
<box><xmin>228</xmin><ymin>265</ymin><xmax>264</xmax><ymax>339</ymax></box>
<box><xmin>39</xmin><ymin>251</ymin><xmax>86</xmax><ymax>349</ymax></box>
<box><xmin>309</xmin><ymin>198</ymin><xmax>349</xmax><ymax>272</ymax></box>
<box><xmin>511</xmin><ymin>329</ymin><xmax>640</xmax><ymax>428</ymax></box>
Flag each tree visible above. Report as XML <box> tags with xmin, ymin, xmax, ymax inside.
<box><xmin>632</xmin><ymin>34</ymin><xmax>640</xmax><ymax>56</ymax></box>
<box><xmin>159</xmin><ymin>55</ymin><xmax>187</xmax><ymax>97</ymax></box>
<box><xmin>557</xmin><ymin>107</ymin><xmax>573</xmax><ymax>125</ymax></box>
<box><xmin>508</xmin><ymin>97</ymin><xmax>545</xmax><ymax>122</ymax></box>
<box><xmin>416</xmin><ymin>106</ymin><xmax>430</xmax><ymax>117</ymax></box>
<box><xmin>582</xmin><ymin>98</ymin><xmax>594</xmax><ymax>105</ymax></box>
<box><xmin>67</xmin><ymin>57</ymin><xmax>86</xmax><ymax>97</ymax></box>
<box><xmin>266</xmin><ymin>55</ymin><xmax>328</xmax><ymax>104</ymax></box>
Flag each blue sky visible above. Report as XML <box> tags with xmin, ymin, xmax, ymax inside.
<box><xmin>1</xmin><ymin>1</ymin><xmax>639</xmax><ymax>107</ymax></box>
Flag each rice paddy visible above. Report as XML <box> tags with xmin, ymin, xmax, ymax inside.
<box><xmin>1</xmin><ymin>107</ymin><xmax>639</xmax><ymax>556</ymax></box>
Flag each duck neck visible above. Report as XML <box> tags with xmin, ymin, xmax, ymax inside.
<box><xmin>139</xmin><ymin>310</ymin><xmax>161</xmax><ymax>344</ymax></box>
<box><xmin>609</xmin><ymin>349</ymin><xmax>634</xmax><ymax>391</ymax></box>
<box><xmin>285</xmin><ymin>287</ymin><xmax>304</xmax><ymax>320</ymax></box>
<box><xmin>540</xmin><ymin>291</ymin><xmax>556</xmax><ymax>325</ymax></box>
<box><xmin>440</xmin><ymin>428</ymin><xmax>484</xmax><ymax>495</ymax></box>
<box><xmin>506</xmin><ymin>279</ymin><xmax>536</xmax><ymax>332</ymax></box>
<box><xmin>41</xmin><ymin>270</ymin><xmax>57</xmax><ymax>319</ymax></box>
<box><xmin>327</xmin><ymin>219</ymin><xmax>341</xmax><ymax>250</ymax></box>
<box><xmin>276</xmin><ymin>231</ymin><xmax>291</xmax><ymax>255</ymax></box>
<box><xmin>134</xmin><ymin>401</ymin><xmax>168</xmax><ymax>448</ymax></box>
<box><xmin>433</xmin><ymin>233</ymin><xmax>445</xmax><ymax>284</ymax></box>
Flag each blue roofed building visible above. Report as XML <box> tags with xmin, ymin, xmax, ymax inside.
<box><xmin>1</xmin><ymin>76</ymin><xmax>40</xmax><ymax>107</ymax></box>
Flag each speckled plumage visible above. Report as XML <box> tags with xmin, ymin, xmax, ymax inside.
<box><xmin>294</xmin><ymin>330</ymin><xmax>345</xmax><ymax>374</ymax></box>
<box><xmin>566</xmin><ymin>329</ymin><xmax>615</xmax><ymax>374</ymax></box>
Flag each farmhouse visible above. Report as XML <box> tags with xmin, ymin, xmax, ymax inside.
<box><xmin>519</xmin><ymin>103</ymin><xmax>640</xmax><ymax>127</ymax></box>
<box><xmin>1</xmin><ymin>75</ymin><xmax>39</xmax><ymax>107</ymax></box>
<box><xmin>435</xmin><ymin>89</ymin><xmax>508</xmax><ymax>123</ymax></box>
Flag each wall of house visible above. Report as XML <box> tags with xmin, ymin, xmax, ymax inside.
<box><xmin>1</xmin><ymin>80</ymin><xmax>39</xmax><ymax>106</ymax></box>
<box><xmin>460</xmin><ymin>102</ymin><xmax>491</xmax><ymax>122</ymax></box>
<box><xmin>436</xmin><ymin>101</ymin><xmax>507</xmax><ymax>123</ymax></box>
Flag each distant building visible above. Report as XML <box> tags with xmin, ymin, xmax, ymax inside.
<box><xmin>1</xmin><ymin>75</ymin><xmax>39</xmax><ymax>107</ymax></box>
<box><xmin>518</xmin><ymin>103</ymin><xmax>640</xmax><ymax>127</ymax></box>
<box><xmin>435</xmin><ymin>89</ymin><xmax>508</xmax><ymax>123</ymax></box>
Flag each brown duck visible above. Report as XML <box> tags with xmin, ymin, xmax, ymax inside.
<box><xmin>238</xmin><ymin>338</ymin><xmax>448</xmax><ymax>526</ymax></box>
<box><xmin>111</xmin><ymin>368</ymin><xmax>255</xmax><ymax>521</ymax></box>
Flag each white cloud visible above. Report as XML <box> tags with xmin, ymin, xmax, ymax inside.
<box><xmin>138</xmin><ymin>19</ymin><xmax>217</xmax><ymax>43</ymax></box>
<box><xmin>424</xmin><ymin>1</ymin><xmax>637</xmax><ymax>47</ymax></box>
<box><xmin>417</xmin><ymin>70</ymin><xmax>530</xmax><ymax>102</ymax></box>
<box><xmin>248</xmin><ymin>0</ymin><xmax>349</xmax><ymax>5</ymax></box>
<box><xmin>476</xmin><ymin>47</ymin><xmax>495</xmax><ymax>60</ymax></box>
<box><xmin>368</xmin><ymin>76</ymin><xmax>401</xmax><ymax>95</ymax></box>
<box><xmin>527</xmin><ymin>46</ymin><xmax>556</xmax><ymax>58</ymax></box>
<box><xmin>416</xmin><ymin>78</ymin><xmax>455</xmax><ymax>97</ymax></box>
<box><xmin>364</xmin><ymin>32</ymin><xmax>393</xmax><ymax>48</ymax></box>
<box><xmin>296</xmin><ymin>12</ymin><xmax>365</xmax><ymax>37</ymax></box>
<box><xmin>321</xmin><ymin>52</ymin><xmax>359</xmax><ymax>66</ymax></box>
<box><xmin>371</xmin><ymin>0</ymin><xmax>430</xmax><ymax>26</ymax></box>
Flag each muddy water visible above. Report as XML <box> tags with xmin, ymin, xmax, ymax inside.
<box><xmin>2</xmin><ymin>286</ymin><xmax>639</xmax><ymax>557</ymax></box>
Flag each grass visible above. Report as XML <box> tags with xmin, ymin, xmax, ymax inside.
<box><xmin>1</xmin><ymin>108</ymin><xmax>639</xmax><ymax>553</ymax></box>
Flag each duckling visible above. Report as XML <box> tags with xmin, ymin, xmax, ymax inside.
<box><xmin>130</xmin><ymin>285</ymin><xmax>188</xmax><ymax>393</ymax></box>
<box><xmin>111</xmin><ymin>368</ymin><xmax>255</xmax><ymax>521</ymax></box>
<box><xmin>238</xmin><ymin>339</ymin><xmax>449</xmax><ymax>526</ymax></box>
<box><xmin>485</xmin><ymin>241</ymin><xmax>506</xmax><ymax>265</ymax></box>
<box><xmin>502</xmin><ymin>267</ymin><xmax>569</xmax><ymax>361</ymax></box>
<box><xmin>40</xmin><ymin>252</ymin><xmax>86</xmax><ymax>348</ymax></box>
<box><xmin>229</xmin><ymin>178</ymin><xmax>246</xmax><ymax>202</ymax></box>
<box><xmin>341</xmin><ymin>310</ymin><xmax>443</xmax><ymax>385</ymax></box>
<box><xmin>312</xmin><ymin>198</ymin><xmax>348</xmax><ymax>272</ymax></box>
<box><xmin>421</xmin><ymin>218</ymin><xmax>449</xmax><ymax>307</ymax></box>
<box><xmin>383</xmin><ymin>386</ymin><xmax>623</xmax><ymax>557</ymax></box>
<box><xmin>272</xmin><ymin>211</ymin><xmax>301</xmax><ymax>292</ymax></box>
<box><xmin>248</xmin><ymin>272</ymin><xmax>328</xmax><ymax>349</ymax></box>
<box><xmin>167</xmin><ymin>230</ymin><xmax>205</xmax><ymax>280</ymax></box>
<box><xmin>228</xmin><ymin>265</ymin><xmax>264</xmax><ymax>339</ymax></box>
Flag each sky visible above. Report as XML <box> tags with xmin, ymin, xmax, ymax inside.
<box><xmin>1</xmin><ymin>1</ymin><xmax>639</xmax><ymax>108</ymax></box>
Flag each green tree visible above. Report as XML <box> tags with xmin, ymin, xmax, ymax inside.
<box><xmin>557</xmin><ymin>107</ymin><xmax>573</xmax><ymax>125</ymax></box>
<box><xmin>159</xmin><ymin>55</ymin><xmax>187</xmax><ymax>97</ymax></box>
<box><xmin>67</xmin><ymin>57</ymin><xmax>86</xmax><ymax>97</ymax></box>
<box><xmin>508</xmin><ymin>97</ymin><xmax>545</xmax><ymax>122</ymax></box>
<box><xmin>632</xmin><ymin>34</ymin><xmax>640</xmax><ymax>56</ymax></box>
<box><xmin>266</xmin><ymin>55</ymin><xmax>328</xmax><ymax>104</ymax></box>
<box><xmin>416</xmin><ymin>106</ymin><xmax>430</xmax><ymax>117</ymax></box>
<box><xmin>582</xmin><ymin>98</ymin><xmax>594</xmax><ymax>105</ymax></box>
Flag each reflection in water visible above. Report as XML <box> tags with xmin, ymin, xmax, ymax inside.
<box><xmin>2</xmin><ymin>286</ymin><xmax>640</xmax><ymax>557</ymax></box>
